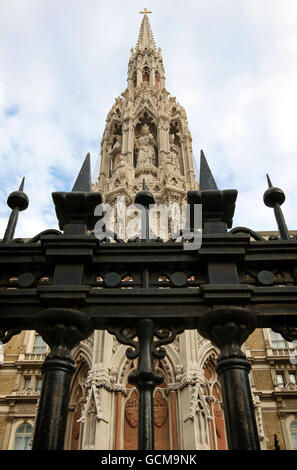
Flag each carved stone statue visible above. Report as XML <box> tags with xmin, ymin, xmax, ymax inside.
<box><xmin>109</xmin><ymin>135</ymin><xmax>122</xmax><ymax>174</ymax></box>
<box><xmin>114</xmin><ymin>155</ymin><xmax>127</xmax><ymax>178</ymax></box>
<box><xmin>110</xmin><ymin>135</ymin><xmax>122</xmax><ymax>157</ymax></box>
<box><xmin>168</xmin><ymin>133</ymin><xmax>180</xmax><ymax>173</ymax></box>
<box><xmin>136</xmin><ymin>124</ymin><xmax>156</xmax><ymax>166</ymax></box>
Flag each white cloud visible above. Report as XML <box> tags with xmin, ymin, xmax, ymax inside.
<box><xmin>0</xmin><ymin>0</ymin><xmax>297</xmax><ymax>237</ymax></box>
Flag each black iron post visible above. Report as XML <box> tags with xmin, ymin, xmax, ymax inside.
<box><xmin>128</xmin><ymin>319</ymin><xmax>163</xmax><ymax>450</ymax></box>
<box><xmin>198</xmin><ymin>307</ymin><xmax>260</xmax><ymax>450</ymax></box>
<box><xmin>134</xmin><ymin>179</ymin><xmax>154</xmax><ymax>241</ymax></box>
<box><xmin>108</xmin><ymin>321</ymin><xmax>183</xmax><ymax>450</ymax></box>
<box><xmin>32</xmin><ymin>308</ymin><xmax>93</xmax><ymax>450</ymax></box>
<box><xmin>31</xmin><ymin>154</ymin><xmax>99</xmax><ymax>449</ymax></box>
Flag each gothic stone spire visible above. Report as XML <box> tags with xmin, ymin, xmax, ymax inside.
<box><xmin>127</xmin><ymin>13</ymin><xmax>165</xmax><ymax>90</ymax></box>
<box><xmin>136</xmin><ymin>13</ymin><xmax>156</xmax><ymax>51</ymax></box>
<box><xmin>95</xmin><ymin>12</ymin><xmax>198</xmax><ymax>211</ymax></box>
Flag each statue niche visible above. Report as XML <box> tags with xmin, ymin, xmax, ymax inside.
<box><xmin>109</xmin><ymin>134</ymin><xmax>122</xmax><ymax>177</ymax></box>
<box><xmin>135</xmin><ymin>124</ymin><xmax>157</xmax><ymax>167</ymax></box>
<box><xmin>166</xmin><ymin>133</ymin><xmax>181</xmax><ymax>174</ymax></box>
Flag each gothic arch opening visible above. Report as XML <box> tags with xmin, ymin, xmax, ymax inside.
<box><xmin>123</xmin><ymin>376</ymin><xmax>171</xmax><ymax>450</ymax></box>
<box><xmin>142</xmin><ymin>66</ymin><xmax>150</xmax><ymax>83</ymax></box>
<box><xmin>112</xmin><ymin>344</ymin><xmax>180</xmax><ymax>450</ymax></box>
<box><xmin>65</xmin><ymin>358</ymin><xmax>89</xmax><ymax>450</ymax></box>
<box><xmin>109</xmin><ymin>122</ymin><xmax>123</xmax><ymax>178</ymax></box>
<box><xmin>203</xmin><ymin>356</ymin><xmax>227</xmax><ymax>450</ymax></box>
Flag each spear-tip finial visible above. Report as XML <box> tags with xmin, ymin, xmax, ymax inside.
<box><xmin>72</xmin><ymin>153</ymin><xmax>91</xmax><ymax>192</ymax></box>
<box><xmin>199</xmin><ymin>150</ymin><xmax>218</xmax><ymax>190</ymax></box>
<box><xmin>266</xmin><ymin>173</ymin><xmax>273</xmax><ymax>188</ymax></box>
<box><xmin>2</xmin><ymin>176</ymin><xmax>29</xmax><ymax>243</ymax></box>
<box><xmin>19</xmin><ymin>176</ymin><xmax>25</xmax><ymax>192</ymax></box>
<box><xmin>263</xmin><ymin>173</ymin><xmax>290</xmax><ymax>240</ymax></box>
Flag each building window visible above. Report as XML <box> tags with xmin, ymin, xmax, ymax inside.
<box><xmin>32</xmin><ymin>334</ymin><xmax>47</xmax><ymax>354</ymax></box>
<box><xmin>289</xmin><ymin>374</ymin><xmax>296</xmax><ymax>384</ymax></box>
<box><xmin>36</xmin><ymin>378</ymin><xmax>43</xmax><ymax>392</ymax></box>
<box><xmin>290</xmin><ymin>420</ymin><xmax>297</xmax><ymax>449</ymax></box>
<box><xmin>276</xmin><ymin>374</ymin><xmax>284</xmax><ymax>388</ymax></box>
<box><xmin>13</xmin><ymin>423</ymin><xmax>33</xmax><ymax>450</ymax></box>
<box><xmin>270</xmin><ymin>330</ymin><xmax>286</xmax><ymax>349</ymax></box>
<box><xmin>24</xmin><ymin>378</ymin><xmax>31</xmax><ymax>389</ymax></box>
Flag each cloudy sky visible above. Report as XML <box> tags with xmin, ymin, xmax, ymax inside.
<box><xmin>0</xmin><ymin>0</ymin><xmax>297</xmax><ymax>238</ymax></box>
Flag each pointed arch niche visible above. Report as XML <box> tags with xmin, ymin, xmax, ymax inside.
<box><xmin>108</xmin><ymin>122</ymin><xmax>122</xmax><ymax>178</ymax></box>
<box><xmin>134</xmin><ymin>112</ymin><xmax>158</xmax><ymax>169</ymax></box>
<box><xmin>169</xmin><ymin>120</ymin><xmax>184</xmax><ymax>176</ymax></box>
<box><xmin>112</xmin><ymin>344</ymin><xmax>180</xmax><ymax>450</ymax></box>
<box><xmin>202</xmin><ymin>354</ymin><xmax>227</xmax><ymax>450</ymax></box>
<box><xmin>142</xmin><ymin>66</ymin><xmax>150</xmax><ymax>83</ymax></box>
<box><xmin>65</xmin><ymin>352</ymin><xmax>90</xmax><ymax>450</ymax></box>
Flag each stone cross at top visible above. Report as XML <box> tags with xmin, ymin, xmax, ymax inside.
<box><xmin>139</xmin><ymin>8</ymin><xmax>152</xmax><ymax>14</ymax></box>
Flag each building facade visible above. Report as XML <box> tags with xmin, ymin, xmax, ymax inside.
<box><xmin>0</xmin><ymin>14</ymin><xmax>296</xmax><ymax>451</ymax></box>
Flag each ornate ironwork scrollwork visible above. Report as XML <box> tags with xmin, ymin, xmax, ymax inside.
<box><xmin>107</xmin><ymin>326</ymin><xmax>139</xmax><ymax>359</ymax></box>
<box><xmin>153</xmin><ymin>326</ymin><xmax>184</xmax><ymax>359</ymax></box>
<box><xmin>108</xmin><ymin>324</ymin><xmax>184</xmax><ymax>360</ymax></box>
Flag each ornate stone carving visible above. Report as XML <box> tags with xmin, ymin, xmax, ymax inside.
<box><xmin>252</xmin><ymin>394</ymin><xmax>266</xmax><ymax>441</ymax></box>
<box><xmin>167</xmin><ymin>134</ymin><xmax>180</xmax><ymax>173</ymax></box>
<box><xmin>197</xmin><ymin>332</ymin><xmax>210</xmax><ymax>350</ymax></box>
<box><xmin>283</xmin><ymin>383</ymin><xmax>297</xmax><ymax>391</ymax></box>
<box><xmin>16</xmin><ymin>387</ymin><xmax>40</xmax><ymax>397</ymax></box>
<box><xmin>125</xmin><ymin>392</ymin><xmax>138</xmax><ymax>428</ymax></box>
<box><xmin>184</xmin><ymin>381</ymin><xmax>210</xmax><ymax>423</ymax></box>
<box><xmin>82</xmin><ymin>332</ymin><xmax>94</xmax><ymax>349</ymax></box>
<box><xmin>154</xmin><ymin>391</ymin><xmax>168</xmax><ymax>427</ymax></box>
<box><xmin>167</xmin><ymin>362</ymin><xmax>205</xmax><ymax>393</ymax></box>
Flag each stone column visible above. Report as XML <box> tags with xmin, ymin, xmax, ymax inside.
<box><xmin>127</xmin><ymin>120</ymin><xmax>135</xmax><ymax>168</ymax></box>
<box><xmin>84</xmin><ymin>330</ymin><xmax>119</xmax><ymax>450</ymax></box>
<box><xmin>177</xmin><ymin>331</ymin><xmax>209</xmax><ymax>449</ymax></box>
<box><xmin>137</xmin><ymin>68</ymin><xmax>142</xmax><ymax>87</ymax></box>
<box><xmin>157</xmin><ymin>118</ymin><xmax>169</xmax><ymax>167</ymax></box>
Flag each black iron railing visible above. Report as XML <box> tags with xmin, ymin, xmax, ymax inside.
<box><xmin>1</xmin><ymin>152</ymin><xmax>297</xmax><ymax>450</ymax></box>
